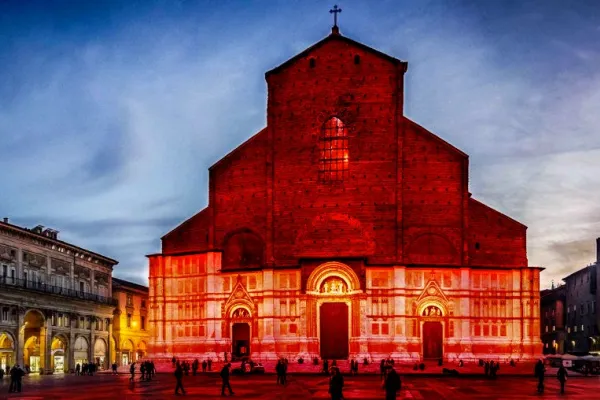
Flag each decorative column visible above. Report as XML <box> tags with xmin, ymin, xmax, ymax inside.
<box><xmin>69</xmin><ymin>314</ymin><xmax>75</xmax><ymax>373</ymax></box>
<box><xmin>17</xmin><ymin>307</ymin><xmax>25</xmax><ymax>366</ymax></box>
<box><xmin>44</xmin><ymin>321</ymin><xmax>53</xmax><ymax>373</ymax></box>
<box><xmin>89</xmin><ymin>316</ymin><xmax>95</xmax><ymax>364</ymax></box>
<box><xmin>107</xmin><ymin>319</ymin><xmax>113</xmax><ymax>367</ymax></box>
<box><xmin>90</xmin><ymin>269</ymin><xmax>96</xmax><ymax>295</ymax></box>
<box><xmin>392</xmin><ymin>266</ymin><xmax>410</xmax><ymax>360</ymax></box>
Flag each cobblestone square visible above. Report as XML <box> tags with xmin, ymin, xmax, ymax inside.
<box><xmin>1</xmin><ymin>373</ymin><xmax>599</xmax><ymax>399</ymax></box>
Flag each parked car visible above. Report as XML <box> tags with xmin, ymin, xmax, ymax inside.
<box><xmin>230</xmin><ymin>361</ymin><xmax>265</xmax><ymax>375</ymax></box>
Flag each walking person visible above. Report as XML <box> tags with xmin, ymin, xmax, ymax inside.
<box><xmin>202</xmin><ymin>359</ymin><xmax>207</xmax><ymax>373</ymax></box>
<box><xmin>323</xmin><ymin>359</ymin><xmax>329</xmax><ymax>375</ymax></box>
<box><xmin>207</xmin><ymin>358</ymin><xmax>212</xmax><ymax>371</ymax></box>
<box><xmin>75</xmin><ymin>363</ymin><xmax>81</xmax><ymax>376</ymax></box>
<box><xmin>111</xmin><ymin>362</ymin><xmax>118</xmax><ymax>375</ymax></box>
<box><xmin>328</xmin><ymin>367</ymin><xmax>344</xmax><ymax>400</ymax></box>
<box><xmin>192</xmin><ymin>359</ymin><xmax>199</xmax><ymax>376</ymax></box>
<box><xmin>534</xmin><ymin>359</ymin><xmax>545</xmax><ymax>393</ymax></box>
<box><xmin>384</xmin><ymin>366</ymin><xmax>401</xmax><ymax>400</ymax></box>
<box><xmin>140</xmin><ymin>362</ymin><xmax>146</xmax><ymax>381</ymax></box>
<box><xmin>276</xmin><ymin>359</ymin><xmax>285</xmax><ymax>385</ymax></box>
<box><xmin>8</xmin><ymin>365</ymin><xmax>18</xmax><ymax>393</ymax></box>
<box><xmin>220</xmin><ymin>363</ymin><xmax>234</xmax><ymax>396</ymax></box>
<box><xmin>174</xmin><ymin>361</ymin><xmax>186</xmax><ymax>395</ymax></box>
<box><xmin>557</xmin><ymin>364</ymin><xmax>568</xmax><ymax>394</ymax></box>
<box><xmin>129</xmin><ymin>362</ymin><xmax>136</xmax><ymax>382</ymax></box>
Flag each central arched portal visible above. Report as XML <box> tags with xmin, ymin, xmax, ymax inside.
<box><xmin>319</xmin><ymin>302</ymin><xmax>349</xmax><ymax>360</ymax></box>
<box><xmin>230</xmin><ymin>307</ymin><xmax>251</xmax><ymax>360</ymax></box>
<box><xmin>420</xmin><ymin>304</ymin><xmax>445</xmax><ymax>360</ymax></box>
<box><xmin>308</xmin><ymin>262</ymin><xmax>361</xmax><ymax>361</ymax></box>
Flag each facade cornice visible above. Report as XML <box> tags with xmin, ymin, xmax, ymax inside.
<box><xmin>0</xmin><ymin>221</ymin><xmax>118</xmax><ymax>268</ymax></box>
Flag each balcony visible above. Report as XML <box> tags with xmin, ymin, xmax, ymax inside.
<box><xmin>0</xmin><ymin>276</ymin><xmax>117</xmax><ymax>306</ymax></box>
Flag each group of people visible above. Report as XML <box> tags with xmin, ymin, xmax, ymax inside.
<box><xmin>75</xmin><ymin>362</ymin><xmax>98</xmax><ymax>376</ymax></box>
<box><xmin>171</xmin><ymin>356</ymin><xmax>213</xmax><ymax>375</ymax></box>
<box><xmin>327</xmin><ymin>361</ymin><xmax>401</xmax><ymax>400</ymax></box>
<box><xmin>128</xmin><ymin>360</ymin><xmax>156</xmax><ymax>382</ymax></box>
<box><xmin>483</xmin><ymin>360</ymin><xmax>500</xmax><ymax>378</ymax></box>
<box><xmin>535</xmin><ymin>359</ymin><xmax>568</xmax><ymax>394</ymax></box>
<box><xmin>170</xmin><ymin>356</ymin><xmax>228</xmax><ymax>396</ymax></box>
<box><xmin>6</xmin><ymin>364</ymin><xmax>26</xmax><ymax>393</ymax></box>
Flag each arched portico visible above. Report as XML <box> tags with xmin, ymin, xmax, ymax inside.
<box><xmin>51</xmin><ymin>334</ymin><xmax>68</xmax><ymax>373</ymax></box>
<box><xmin>121</xmin><ymin>339</ymin><xmax>134</xmax><ymax>365</ymax></box>
<box><xmin>0</xmin><ymin>331</ymin><xmax>16</xmax><ymax>371</ymax></box>
<box><xmin>94</xmin><ymin>338</ymin><xmax>107</xmax><ymax>368</ymax></box>
<box><xmin>23</xmin><ymin>309</ymin><xmax>45</xmax><ymax>372</ymax></box>
<box><xmin>73</xmin><ymin>336</ymin><xmax>89</xmax><ymax>366</ymax></box>
<box><xmin>137</xmin><ymin>340</ymin><xmax>147</xmax><ymax>360</ymax></box>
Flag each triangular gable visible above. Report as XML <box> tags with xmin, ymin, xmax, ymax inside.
<box><xmin>223</xmin><ymin>274</ymin><xmax>254</xmax><ymax>314</ymax></box>
<box><xmin>416</xmin><ymin>275</ymin><xmax>448</xmax><ymax>304</ymax></box>
<box><xmin>265</xmin><ymin>31</ymin><xmax>406</xmax><ymax>77</ymax></box>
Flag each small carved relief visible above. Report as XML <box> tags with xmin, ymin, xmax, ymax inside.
<box><xmin>51</xmin><ymin>258</ymin><xmax>70</xmax><ymax>275</ymax></box>
<box><xmin>23</xmin><ymin>251</ymin><xmax>46</xmax><ymax>268</ymax></box>
<box><xmin>422</xmin><ymin>305</ymin><xmax>443</xmax><ymax>317</ymax></box>
<box><xmin>74</xmin><ymin>265</ymin><xmax>91</xmax><ymax>280</ymax></box>
<box><xmin>320</xmin><ymin>277</ymin><xmax>347</xmax><ymax>294</ymax></box>
<box><xmin>231</xmin><ymin>308</ymin><xmax>250</xmax><ymax>318</ymax></box>
<box><xmin>0</xmin><ymin>244</ymin><xmax>17</xmax><ymax>261</ymax></box>
<box><xmin>95</xmin><ymin>272</ymin><xmax>109</xmax><ymax>286</ymax></box>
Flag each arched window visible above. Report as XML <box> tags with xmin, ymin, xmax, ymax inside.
<box><xmin>319</xmin><ymin>117</ymin><xmax>348</xmax><ymax>181</ymax></box>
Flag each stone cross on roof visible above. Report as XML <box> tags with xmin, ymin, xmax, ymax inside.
<box><xmin>329</xmin><ymin>4</ymin><xmax>342</xmax><ymax>29</ymax></box>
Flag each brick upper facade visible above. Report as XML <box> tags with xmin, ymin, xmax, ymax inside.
<box><xmin>160</xmin><ymin>30</ymin><xmax>527</xmax><ymax>270</ymax></box>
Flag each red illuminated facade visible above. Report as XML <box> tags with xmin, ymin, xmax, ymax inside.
<box><xmin>148</xmin><ymin>27</ymin><xmax>543</xmax><ymax>362</ymax></box>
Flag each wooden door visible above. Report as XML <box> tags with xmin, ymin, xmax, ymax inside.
<box><xmin>319</xmin><ymin>303</ymin><xmax>349</xmax><ymax>360</ymax></box>
<box><xmin>423</xmin><ymin>321</ymin><xmax>443</xmax><ymax>359</ymax></box>
<box><xmin>232</xmin><ymin>323</ymin><xmax>250</xmax><ymax>359</ymax></box>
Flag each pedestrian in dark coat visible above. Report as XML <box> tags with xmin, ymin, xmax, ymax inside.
<box><xmin>220</xmin><ymin>363</ymin><xmax>234</xmax><ymax>396</ymax></box>
<box><xmin>384</xmin><ymin>367</ymin><xmax>401</xmax><ymax>400</ymax></box>
<box><xmin>202</xmin><ymin>360</ymin><xmax>207</xmax><ymax>373</ymax></box>
<box><xmin>534</xmin><ymin>360</ymin><xmax>545</xmax><ymax>393</ymax></box>
<box><xmin>129</xmin><ymin>362</ymin><xmax>136</xmax><ymax>382</ymax></box>
<box><xmin>140</xmin><ymin>362</ymin><xmax>146</xmax><ymax>381</ymax></box>
<box><xmin>174</xmin><ymin>362</ymin><xmax>186</xmax><ymax>395</ymax></box>
<box><xmin>276</xmin><ymin>360</ymin><xmax>285</xmax><ymax>385</ymax></box>
<box><xmin>557</xmin><ymin>365</ymin><xmax>568</xmax><ymax>394</ymax></box>
<box><xmin>192</xmin><ymin>359</ymin><xmax>199</xmax><ymax>376</ymax></box>
<box><xmin>8</xmin><ymin>365</ymin><xmax>19</xmax><ymax>393</ymax></box>
<box><xmin>328</xmin><ymin>367</ymin><xmax>344</xmax><ymax>400</ymax></box>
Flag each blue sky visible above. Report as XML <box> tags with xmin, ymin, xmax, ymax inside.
<box><xmin>1</xmin><ymin>0</ymin><xmax>599</xmax><ymax>287</ymax></box>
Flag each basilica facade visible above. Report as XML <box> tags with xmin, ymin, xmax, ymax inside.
<box><xmin>147</xmin><ymin>26</ymin><xmax>542</xmax><ymax>362</ymax></box>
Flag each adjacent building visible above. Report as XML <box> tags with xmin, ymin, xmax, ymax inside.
<box><xmin>0</xmin><ymin>218</ymin><xmax>118</xmax><ymax>373</ymax></box>
<box><xmin>540</xmin><ymin>284</ymin><xmax>567</xmax><ymax>354</ymax></box>
<box><xmin>148</xmin><ymin>25</ymin><xmax>543</xmax><ymax>362</ymax></box>
<box><xmin>112</xmin><ymin>277</ymin><xmax>149</xmax><ymax>365</ymax></box>
<box><xmin>563</xmin><ymin>239</ymin><xmax>599</xmax><ymax>354</ymax></box>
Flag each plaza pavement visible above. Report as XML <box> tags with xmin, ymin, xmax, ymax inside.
<box><xmin>1</xmin><ymin>372</ymin><xmax>599</xmax><ymax>399</ymax></box>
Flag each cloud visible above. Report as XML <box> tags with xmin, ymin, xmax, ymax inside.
<box><xmin>1</xmin><ymin>0</ymin><xmax>599</xmax><ymax>288</ymax></box>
